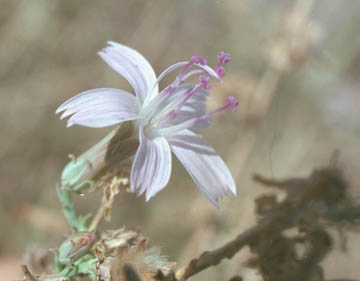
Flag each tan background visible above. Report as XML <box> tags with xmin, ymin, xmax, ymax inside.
<box><xmin>1</xmin><ymin>0</ymin><xmax>360</xmax><ymax>279</ymax></box>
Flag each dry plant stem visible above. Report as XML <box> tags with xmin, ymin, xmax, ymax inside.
<box><xmin>21</xmin><ymin>264</ymin><xmax>40</xmax><ymax>281</ymax></box>
<box><xmin>176</xmin><ymin>225</ymin><xmax>259</xmax><ymax>280</ymax></box>
<box><xmin>56</xmin><ymin>186</ymin><xmax>87</xmax><ymax>231</ymax></box>
<box><xmin>177</xmin><ymin>199</ymin><xmax>216</xmax><ymax>266</ymax></box>
<box><xmin>228</xmin><ymin>0</ymin><xmax>316</xmax><ymax>181</ymax></box>
<box><xmin>176</xmin><ymin>169</ymin><xmax>341</xmax><ymax>280</ymax></box>
<box><xmin>89</xmin><ymin>180</ymin><xmax>121</xmax><ymax>231</ymax></box>
<box><xmin>249</xmin><ymin>66</ymin><xmax>282</xmax><ymax>117</ymax></box>
<box><xmin>228</xmin><ymin>65</ymin><xmax>282</xmax><ymax>175</ymax></box>
<box><xmin>228</xmin><ymin>60</ymin><xmax>284</xmax><ymax>181</ymax></box>
<box><xmin>89</xmin><ymin>202</ymin><xmax>107</xmax><ymax>232</ymax></box>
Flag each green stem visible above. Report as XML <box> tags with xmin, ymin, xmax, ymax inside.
<box><xmin>56</xmin><ymin>186</ymin><xmax>89</xmax><ymax>232</ymax></box>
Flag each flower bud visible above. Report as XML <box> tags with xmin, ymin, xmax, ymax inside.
<box><xmin>61</xmin><ymin>122</ymin><xmax>139</xmax><ymax>192</ymax></box>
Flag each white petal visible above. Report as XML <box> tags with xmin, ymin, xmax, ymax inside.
<box><xmin>131</xmin><ymin>128</ymin><xmax>172</xmax><ymax>201</ymax></box>
<box><xmin>56</xmin><ymin>88</ymin><xmax>140</xmax><ymax>128</ymax></box>
<box><xmin>171</xmin><ymin>87</ymin><xmax>209</xmax><ymax>130</ymax></box>
<box><xmin>98</xmin><ymin>41</ymin><xmax>158</xmax><ymax>104</ymax></box>
<box><xmin>168</xmin><ymin>129</ymin><xmax>236</xmax><ymax>206</ymax></box>
<box><xmin>155</xmin><ymin>61</ymin><xmax>188</xmax><ymax>85</ymax></box>
<box><xmin>145</xmin><ymin>84</ymin><xmax>209</xmax><ymax>130</ymax></box>
<box><xmin>154</xmin><ymin>62</ymin><xmax>221</xmax><ymax>90</ymax></box>
<box><xmin>153</xmin><ymin>85</ymin><xmax>210</xmax><ymax>136</ymax></box>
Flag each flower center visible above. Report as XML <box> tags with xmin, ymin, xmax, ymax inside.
<box><xmin>135</xmin><ymin>52</ymin><xmax>238</xmax><ymax>140</ymax></box>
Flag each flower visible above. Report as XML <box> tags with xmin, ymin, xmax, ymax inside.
<box><xmin>57</xmin><ymin>41</ymin><xmax>237</xmax><ymax>206</ymax></box>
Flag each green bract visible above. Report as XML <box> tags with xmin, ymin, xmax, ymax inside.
<box><xmin>61</xmin><ymin>157</ymin><xmax>93</xmax><ymax>192</ymax></box>
<box><xmin>60</xmin><ymin>124</ymin><xmax>137</xmax><ymax>193</ymax></box>
<box><xmin>55</xmin><ymin>232</ymin><xmax>97</xmax><ymax>279</ymax></box>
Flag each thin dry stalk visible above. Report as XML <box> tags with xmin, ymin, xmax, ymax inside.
<box><xmin>176</xmin><ymin>225</ymin><xmax>258</xmax><ymax>280</ymax></box>
<box><xmin>228</xmin><ymin>0</ymin><xmax>317</xmax><ymax>180</ymax></box>
<box><xmin>21</xmin><ymin>265</ymin><xmax>42</xmax><ymax>281</ymax></box>
<box><xmin>89</xmin><ymin>169</ymin><xmax>129</xmax><ymax>231</ymax></box>
<box><xmin>176</xmin><ymin>163</ymin><xmax>357</xmax><ymax>281</ymax></box>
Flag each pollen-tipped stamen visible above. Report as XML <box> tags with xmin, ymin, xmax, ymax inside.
<box><xmin>160</xmin><ymin>76</ymin><xmax>211</xmax><ymax>125</ymax></box>
<box><xmin>193</xmin><ymin>96</ymin><xmax>239</xmax><ymax>126</ymax></box>
<box><xmin>158</xmin><ymin>54</ymin><xmax>222</xmax><ymax>98</ymax></box>
<box><xmin>156</xmin><ymin>96</ymin><xmax>239</xmax><ymax>137</ymax></box>
<box><xmin>149</xmin><ymin>85</ymin><xmax>201</xmax><ymax>128</ymax></box>
<box><xmin>178</xmin><ymin>56</ymin><xmax>207</xmax><ymax>79</ymax></box>
<box><xmin>181</xmin><ymin>69</ymin><xmax>205</xmax><ymax>81</ymax></box>
<box><xmin>215</xmin><ymin>51</ymin><xmax>231</xmax><ymax>78</ymax></box>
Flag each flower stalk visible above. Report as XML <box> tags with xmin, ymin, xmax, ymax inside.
<box><xmin>56</xmin><ymin>186</ymin><xmax>89</xmax><ymax>232</ymax></box>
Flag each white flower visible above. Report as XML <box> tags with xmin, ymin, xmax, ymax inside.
<box><xmin>57</xmin><ymin>41</ymin><xmax>237</xmax><ymax>206</ymax></box>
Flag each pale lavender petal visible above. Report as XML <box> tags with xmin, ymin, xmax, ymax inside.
<box><xmin>130</xmin><ymin>128</ymin><xmax>172</xmax><ymax>201</ymax></box>
<box><xmin>98</xmin><ymin>41</ymin><xmax>158</xmax><ymax>103</ymax></box>
<box><xmin>155</xmin><ymin>62</ymin><xmax>188</xmax><ymax>86</ymax></box>
<box><xmin>168</xmin><ymin>129</ymin><xmax>236</xmax><ymax>206</ymax></box>
<box><xmin>56</xmin><ymin>88</ymin><xmax>140</xmax><ymax>128</ymax></box>
<box><xmin>143</xmin><ymin>84</ymin><xmax>210</xmax><ymax>132</ymax></box>
<box><xmin>171</xmin><ymin>87</ymin><xmax>210</xmax><ymax>130</ymax></box>
<box><xmin>152</xmin><ymin>85</ymin><xmax>210</xmax><ymax>136</ymax></box>
<box><xmin>147</xmin><ymin>85</ymin><xmax>206</xmax><ymax>117</ymax></box>
<box><xmin>155</xmin><ymin>62</ymin><xmax>221</xmax><ymax>89</ymax></box>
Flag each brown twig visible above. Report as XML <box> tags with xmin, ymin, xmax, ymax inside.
<box><xmin>89</xmin><ymin>193</ymin><xmax>111</xmax><ymax>232</ymax></box>
<box><xmin>89</xmin><ymin>168</ymin><xmax>129</xmax><ymax>232</ymax></box>
<box><xmin>176</xmin><ymin>166</ymin><xmax>351</xmax><ymax>280</ymax></box>
<box><xmin>21</xmin><ymin>265</ymin><xmax>41</xmax><ymax>281</ymax></box>
<box><xmin>176</xmin><ymin>225</ymin><xmax>259</xmax><ymax>280</ymax></box>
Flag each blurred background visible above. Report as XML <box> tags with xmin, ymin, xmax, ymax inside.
<box><xmin>1</xmin><ymin>0</ymin><xmax>360</xmax><ymax>279</ymax></box>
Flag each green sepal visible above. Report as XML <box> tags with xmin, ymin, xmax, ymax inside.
<box><xmin>55</xmin><ymin>238</ymin><xmax>74</xmax><ymax>266</ymax></box>
<box><xmin>61</xmin><ymin>157</ymin><xmax>93</xmax><ymax>192</ymax></box>
<box><xmin>57</xmin><ymin>255</ymin><xmax>97</xmax><ymax>279</ymax></box>
<box><xmin>55</xmin><ymin>232</ymin><xmax>98</xmax><ymax>279</ymax></box>
<box><xmin>77</xmin><ymin>213</ymin><xmax>92</xmax><ymax>231</ymax></box>
<box><xmin>77</xmin><ymin>257</ymin><xmax>97</xmax><ymax>280</ymax></box>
